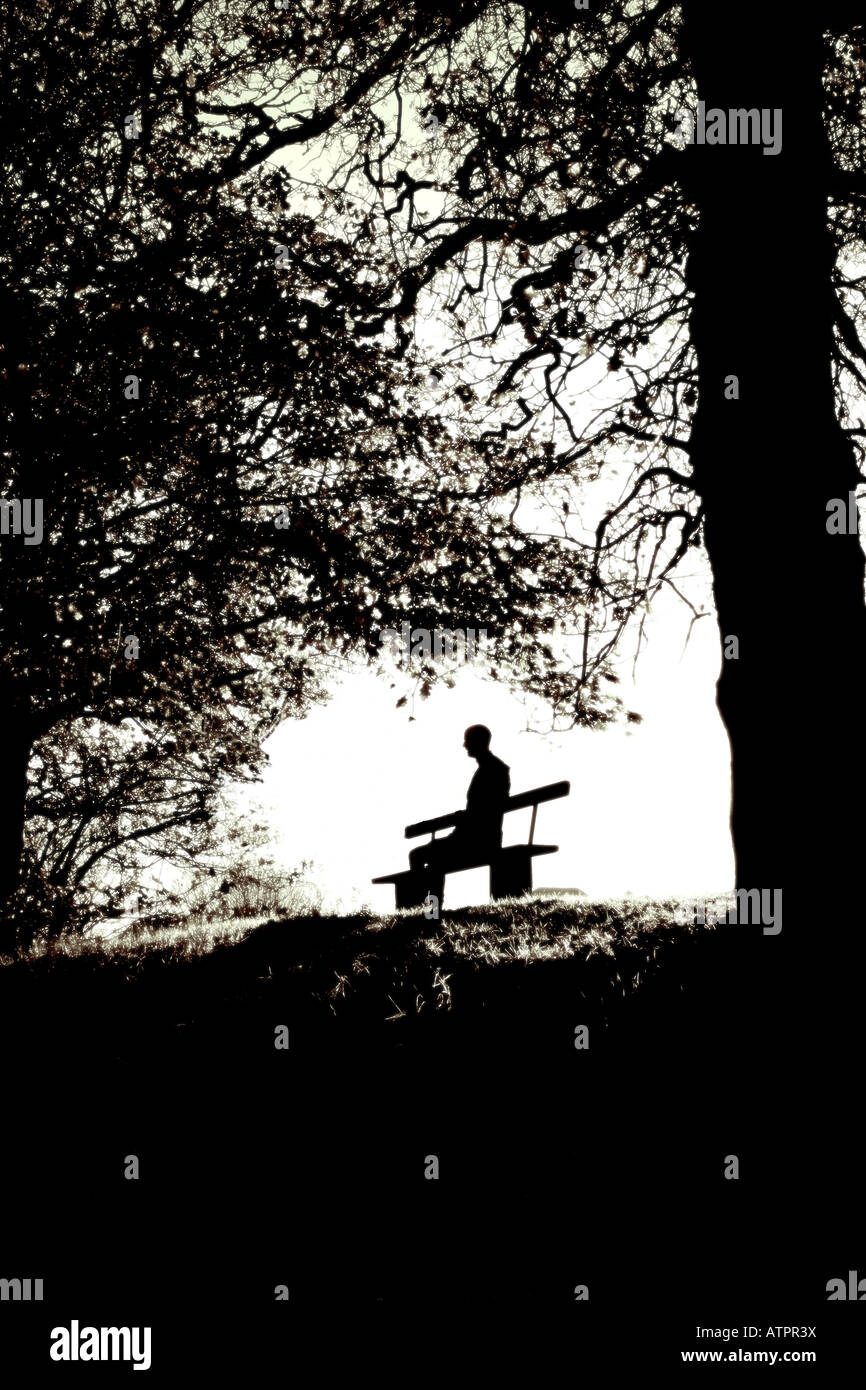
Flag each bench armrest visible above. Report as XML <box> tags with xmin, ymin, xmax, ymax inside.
<box><xmin>404</xmin><ymin>780</ymin><xmax>570</xmax><ymax>839</ymax></box>
<box><xmin>405</xmin><ymin>809</ymin><xmax>463</xmax><ymax>838</ymax></box>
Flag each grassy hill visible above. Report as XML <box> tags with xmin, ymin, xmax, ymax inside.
<box><xmin>0</xmin><ymin>893</ymin><xmax>841</xmax><ymax>1320</ymax></box>
<box><xmin>0</xmin><ymin>893</ymin><xmax>761</xmax><ymax>1072</ymax></box>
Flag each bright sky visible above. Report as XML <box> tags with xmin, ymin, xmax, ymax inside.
<box><xmin>245</xmin><ymin>94</ymin><xmax>735</xmax><ymax>914</ymax></box>
<box><xmin>254</xmin><ymin>574</ymin><xmax>734</xmax><ymax>913</ymax></box>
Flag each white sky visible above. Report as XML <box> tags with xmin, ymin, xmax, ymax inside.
<box><xmin>235</xmin><ymin>87</ymin><xmax>735</xmax><ymax>914</ymax></box>
<box><xmin>253</xmin><ymin>574</ymin><xmax>734</xmax><ymax>913</ymax></box>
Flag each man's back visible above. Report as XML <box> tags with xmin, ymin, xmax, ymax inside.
<box><xmin>405</xmin><ymin>727</ymin><xmax>510</xmax><ymax>902</ymax></box>
<box><xmin>464</xmin><ymin>751</ymin><xmax>510</xmax><ymax>846</ymax></box>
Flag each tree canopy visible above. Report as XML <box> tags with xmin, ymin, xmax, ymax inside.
<box><xmin>1</xmin><ymin>0</ymin><xmax>621</xmax><ymax>917</ymax></box>
<box><xmin>4</xmin><ymin>1</ymin><xmax>866</xmax><ymax>943</ymax></box>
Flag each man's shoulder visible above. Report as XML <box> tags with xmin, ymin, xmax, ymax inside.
<box><xmin>487</xmin><ymin>753</ymin><xmax>510</xmax><ymax>777</ymax></box>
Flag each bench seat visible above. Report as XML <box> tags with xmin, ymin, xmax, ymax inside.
<box><xmin>373</xmin><ymin>844</ymin><xmax>559</xmax><ymax>908</ymax></box>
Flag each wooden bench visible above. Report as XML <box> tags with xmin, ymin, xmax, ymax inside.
<box><xmin>372</xmin><ymin>780</ymin><xmax>570</xmax><ymax>909</ymax></box>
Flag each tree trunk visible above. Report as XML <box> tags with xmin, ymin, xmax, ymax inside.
<box><xmin>682</xmin><ymin>6</ymin><xmax>866</xmax><ymax>972</ymax></box>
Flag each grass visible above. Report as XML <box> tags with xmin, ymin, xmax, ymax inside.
<box><xmin>0</xmin><ymin>890</ymin><xmax>825</xmax><ymax>1320</ymax></box>
<box><xmin>0</xmin><ymin>894</ymin><xmax>749</xmax><ymax>1074</ymax></box>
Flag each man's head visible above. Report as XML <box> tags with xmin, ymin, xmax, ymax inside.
<box><xmin>463</xmin><ymin>725</ymin><xmax>492</xmax><ymax>759</ymax></box>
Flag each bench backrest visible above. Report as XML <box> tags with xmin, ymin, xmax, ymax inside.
<box><xmin>404</xmin><ymin>780</ymin><xmax>570</xmax><ymax>839</ymax></box>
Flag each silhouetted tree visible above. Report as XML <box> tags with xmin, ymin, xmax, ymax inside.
<box><xmin>179</xmin><ymin>0</ymin><xmax>865</xmax><ymax>938</ymax></box>
<box><xmin>22</xmin><ymin>716</ymin><xmax>261</xmax><ymax>926</ymax></box>
<box><xmin>5</xmin><ymin>1</ymin><xmax>866</xmax><ymax>952</ymax></box>
<box><xmin>1</xmin><ymin>0</ymin><xmax>593</xmax><ymax>908</ymax></box>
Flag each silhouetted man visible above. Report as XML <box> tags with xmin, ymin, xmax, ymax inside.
<box><xmin>408</xmin><ymin>725</ymin><xmax>510</xmax><ymax>908</ymax></box>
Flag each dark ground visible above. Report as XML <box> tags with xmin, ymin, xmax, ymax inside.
<box><xmin>0</xmin><ymin>906</ymin><xmax>860</xmax><ymax>1375</ymax></box>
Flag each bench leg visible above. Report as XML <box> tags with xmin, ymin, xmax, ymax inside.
<box><xmin>394</xmin><ymin>872</ymin><xmax>429</xmax><ymax>910</ymax></box>
<box><xmin>490</xmin><ymin>850</ymin><xmax>533</xmax><ymax>900</ymax></box>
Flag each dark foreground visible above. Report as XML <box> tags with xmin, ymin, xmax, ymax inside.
<box><xmin>0</xmin><ymin>900</ymin><xmax>860</xmax><ymax>1374</ymax></box>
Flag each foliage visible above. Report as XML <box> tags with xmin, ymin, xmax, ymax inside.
<box><xmin>165</xmin><ymin>806</ymin><xmax>323</xmax><ymax>923</ymax></box>
<box><xmin>25</xmin><ymin>716</ymin><xmax>251</xmax><ymax>900</ymax></box>
<box><xmin>5</xmin><ymin>1</ymin><xmax>866</xmax><ymax>908</ymax></box>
